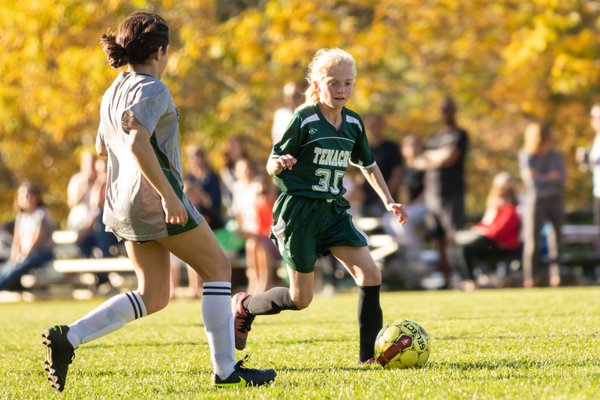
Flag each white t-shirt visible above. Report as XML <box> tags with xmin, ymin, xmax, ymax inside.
<box><xmin>271</xmin><ymin>107</ymin><xmax>294</xmax><ymax>145</ymax></box>
<box><xmin>96</xmin><ymin>72</ymin><xmax>202</xmax><ymax>241</ymax></box>
<box><xmin>15</xmin><ymin>207</ymin><xmax>54</xmax><ymax>260</ymax></box>
<box><xmin>231</xmin><ymin>179</ymin><xmax>261</xmax><ymax>234</ymax></box>
<box><xmin>590</xmin><ymin>134</ymin><xmax>600</xmax><ymax>198</ymax></box>
<box><xmin>66</xmin><ymin>172</ymin><xmax>93</xmax><ymax>230</ymax></box>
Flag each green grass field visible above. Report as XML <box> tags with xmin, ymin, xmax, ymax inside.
<box><xmin>2</xmin><ymin>287</ymin><xmax>599</xmax><ymax>399</ymax></box>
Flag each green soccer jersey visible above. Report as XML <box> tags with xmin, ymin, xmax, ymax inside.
<box><xmin>271</xmin><ymin>104</ymin><xmax>375</xmax><ymax>199</ymax></box>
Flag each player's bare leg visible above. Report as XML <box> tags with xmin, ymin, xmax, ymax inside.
<box><xmin>161</xmin><ymin>223</ymin><xmax>276</xmax><ymax>386</ymax></box>
<box><xmin>42</xmin><ymin>240</ymin><xmax>169</xmax><ymax>393</ymax></box>
<box><xmin>232</xmin><ymin>264</ymin><xmax>309</xmax><ymax>350</ymax></box>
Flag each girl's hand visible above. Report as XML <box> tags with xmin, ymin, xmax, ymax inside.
<box><xmin>161</xmin><ymin>194</ymin><xmax>188</xmax><ymax>226</ymax></box>
<box><xmin>386</xmin><ymin>203</ymin><xmax>408</xmax><ymax>225</ymax></box>
<box><xmin>276</xmin><ymin>154</ymin><xmax>297</xmax><ymax>171</ymax></box>
<box><xmin>269</xmin><ymin>154</ymin><xmax>298</xmax><ymax>175</ymax></box>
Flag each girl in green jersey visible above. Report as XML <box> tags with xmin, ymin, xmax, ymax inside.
<box><xmin>233</xmin><ymin>48</ymin><xmax>408</xmax><ymax>364</ymax></box>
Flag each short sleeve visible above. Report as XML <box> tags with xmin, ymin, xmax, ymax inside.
<box><xmin>271</xmin><ymin>115</ymin><xmax>303</xmax><ymax>157</ymax></box>
<box><xmin>123</xmin><ymin>84</ymin><xmax>170</xmax><ymax>135</ymax></box>
<box><xmin>350</xmin><ymin>120</ymin><xmax>375</xmax><ymax>168</ymax></box>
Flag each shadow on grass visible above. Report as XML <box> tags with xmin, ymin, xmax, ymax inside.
<box><xmin>81</xmin><ymin>336</ymin><xmax>348</xmax><ymax>351</ymax></box>
<box><xmin>167</xmin><ymin>318</ymin><xmax>352</xmax><ymax>329</ymax></box>
<box><xmin>433</xmin><ymin>333</ymin><xmax>599</xmax><ymax>341</ymax></box>
<box><xmin>434</xmin><ymin>359</ymin><xmax>600</xmax><ymax>370</ymax></box>
<box><xmin>275</xmin><ymin>365</ymin><xmax>384</xmax><ymax>373</ymax></box>
<box><xmin>83</xmin><ymin>341</ymin><xmax>203</xmax><ymax>350</ymax></box>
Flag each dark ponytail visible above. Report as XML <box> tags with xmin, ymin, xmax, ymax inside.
<box><xmin>100</xmin><ymin>11</ymin><xmax>169</xmax><ymax>69</ymax></box>
<box><xmin>100</xmin><ymin>33</ymin><xmax>129</xmax><ymax>68</ymax></box>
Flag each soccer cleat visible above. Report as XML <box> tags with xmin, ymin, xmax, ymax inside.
<box><xmin>42</xmin><ymin>325</ymin><xmax>75</xmax><ymax>393</ymax></box>
<box><xmin>232</xmin><ymin>292</ymin><xmax>255</xmax><ymax>350</ymax></box>
<box><xmin>213</xmin><ymin>357</ymin><xmax>276</xmax><ymax>387</ymax></box>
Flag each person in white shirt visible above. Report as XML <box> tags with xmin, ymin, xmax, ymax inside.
<box><xmin>271</xmin><ymin>81</ymin><xmax>305</xmax><ymax>144</ymax></box>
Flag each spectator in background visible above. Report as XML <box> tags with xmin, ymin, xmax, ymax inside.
<box><xmin>171</xmin><ymin>145</ymin><xmax>225</xmax><ymax>298</ymax></box>
<box><xmin>231</xmin><ymin>158</ymin><xmax>280</xmax><ymax>294</ymax></box>
<box><xmin>583</xmin><ymin>104</ymin><xmax>600</xmax><ymax>226</ymax></box>
<box><xmin>399</xmin><ymin>134</ymin><xmax>427</xmax><ymax>261</ymax></box>
<box><xmin>69</xmin><ymin>157</ymin><xmax>119</xmax><ymax>290</ymax></box>
<box><xmin>253</xmin><ymin>174</ymin><xmax>282</xmax><ymax>292</ymax></box>
<box><xmin>357</xmin><ymin>113</ymin><xmax>406</xmax><ymax>267</ymax></box>
<box><xmin>0</xmin><ymin>181</ymin><xmax>55</xmax><ymax>291</ymax></box>
<box><xmin>76</xmin><ymin>157</ymin><xmax>120</xmax><ymax>259</ymax></box>
<box><xmin>219</xmin><ymin>135</ymin><xmax>248</xmax><ymax>218</ymax></box>
<box><xmin>342</xmin><ymin>166</ymin><xmax>365</xmax><ymax>217</ymax></box>
<box><xmin>66</xmin><ymin>150</ymin><xmax>96</xmax><ymax>237</ymax></box>
<box><xmin>519</xmin><ymin>121</ymin><xmax>565</xmax><ymax>288</ymax></box>
<box><xmin>0</xmin><ymin>222</ymin><xmax>12</xmax><ymax>264</ymax></box>
<box><xmin>360</xmin><ymin>113</ymin><xmax>402</xmax><ymax>217</ymax></box>
<box><xmin>408</xmin><ymin>95</ymin><xmax>469</xmax><ymax>289</ymax></box>
<box><xmin>271</xmin><ymin>81</ymin><xmax>306</xmax><ymax>145</ymax></box>
<box><xmin>449</xmin><ymin>172</ymin><xmax>521</xmax><ymax>290</ymax></box>
<box><xmin>575</xmin><ymin>103</ymin><xmax>600</xmax><ymax>283</ymax></box>
<box><xmin>170</xmin><ymin>177</ymin><xmax>204</xmax><ymax>299</ymax></box>
<box><xmin>185</xmin><ymin>144</ymin><xmax>224</xmax><ymax>230</ymax></box>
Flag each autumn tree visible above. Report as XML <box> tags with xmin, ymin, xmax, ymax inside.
<box><xmin>1</xmin><ymin>0</ymin><xmax>599</xmax><ymax>224</ymax></box>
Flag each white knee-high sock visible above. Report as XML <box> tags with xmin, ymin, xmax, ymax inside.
<box><xmin>67</xmin><ymin>291</ymin><xmax>147</xmax><ymax>349</ymax></box>
<box><xmin>202</xmin><ymin>282</ymin><xmax>235</xmax><ymax>379</ymax></box>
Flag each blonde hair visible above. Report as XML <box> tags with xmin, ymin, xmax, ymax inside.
<box><xmin>486</xmin><ymin>173</ymin><xmax>518</xmax><ymax>209</ymax></box>
<box><xmin>301</xmin><ymin>48</ymin><xmax>357</xmax><ymax>108</ymax></box>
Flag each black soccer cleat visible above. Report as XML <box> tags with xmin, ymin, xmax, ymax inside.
<box><xmin>42</xmin><ymin>325</ymin><xmax>75</xmax><ymax>392</ymax></box>
<box><xmin>212</xmin><ymin>356</ymin><xmax>276</xmax><ymax>388</ymax></box>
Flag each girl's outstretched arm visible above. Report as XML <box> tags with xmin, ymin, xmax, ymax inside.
<box><xmin>360</xmin><ymin>164</ymin><xmax>408</xmax><ymax>225</ymax></box>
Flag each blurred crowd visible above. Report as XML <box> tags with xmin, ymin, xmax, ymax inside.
<box><xmin>2</xmin><ymin>84</ymin><xmax>600</xmax><ymax>296</ymax></box>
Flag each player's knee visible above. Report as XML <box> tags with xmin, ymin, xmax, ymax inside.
<box><xmin>291</xmin><ymin>291</ymin><xmax>313</xmax><ymax>310</ymax></box>
<box><xmin>139</xmin><ymin>289</ymin><xmax>170</xmax><ymax>314</ymax></box>
<box><xmin>363</xmin><ymin>266</ymin><xmax>382</xmax><ymax>286</ymax></box>
<box><xmin>196</xmin><ymin>258</ymin><xmax>231</xmax><ymax>282</ymax></box>
<box><xmin>203</xmin><ymin>268</ymin><xmax>231</xmax><ymax>282</ymax></box>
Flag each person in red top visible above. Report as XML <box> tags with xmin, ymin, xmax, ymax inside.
<box><xmin>449</xmin><ymin>172</ymin><xmax>521</xmax><ymax>288</ymax></box>
<box><xmin>252</xmin><ymin>174</ymin><xmax>282</xmax><ymax>292</ymax></box>
<box><xmin>232</xmin><ymin>158</ymin><xmax>281</xmax><ymax>294</ymax></box>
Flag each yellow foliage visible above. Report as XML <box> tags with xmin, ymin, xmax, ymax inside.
<box><xmin>1</xmin><ymin>0</ymin><xmax>599</xmax><ymax>223</ymax></box>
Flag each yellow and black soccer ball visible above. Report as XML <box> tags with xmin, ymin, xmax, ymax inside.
<box><xmin>374</xmin><ymin>319</ymin><xmax>430</xmax><ymax>369</ymax></box>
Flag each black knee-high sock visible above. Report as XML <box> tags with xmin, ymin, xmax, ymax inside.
<box><xmin>358</xmin><ymin>285</ymin><xmax>383</xmax><ymax>361</ymax></box>
<box><xmin>243</xmin><ymin>287</ymin><xmax>298</xmax><ymax>315</ymax></box>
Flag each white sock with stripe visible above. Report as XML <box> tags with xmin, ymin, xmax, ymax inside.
<box><xmin>67</xmin><ymin>291</ymin><xmax>147</xmax><ymax>349</ymax></box>
<box><xmin>202</xmin><ymin>282</ymin><xmax>236</xmax><ymax>379</ymax></box>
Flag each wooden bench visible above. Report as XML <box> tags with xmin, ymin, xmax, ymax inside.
<box><xmin>555</xmin><ymin>225</ymin><xmax>600</xmax><ymax>283</ymax></box>
<box><xmin>51</xmin><ymin>257</ymin><xmax>133</xmax><ymax>273</ymax></box>
<box><xmin>51</xmin><ymin>230</ymin><xmax>82</xmax><ymax>259</ymax></box>
<box><xmin>476</xmin><ymin>224</ymin><xmax>600</xmax><ymax>286</ymax></box>
<box><xmin>20</xmin><ymin>230</ymin><xmax>249</xmax><ymax>298</ymax></box>
<box><xmin>20</xmin><ymin>256</ymin><xmax>136</xmax><ymax>299</ymax></box>
<box><xmin>19</xmin><ymin>231</ymin><xmax>131</xmax><ymax>298</ymax></box>
<box><xmin>535</xmin><ymin>224</ymin><xmax>600</xmax><ymax>269</ymax></box>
